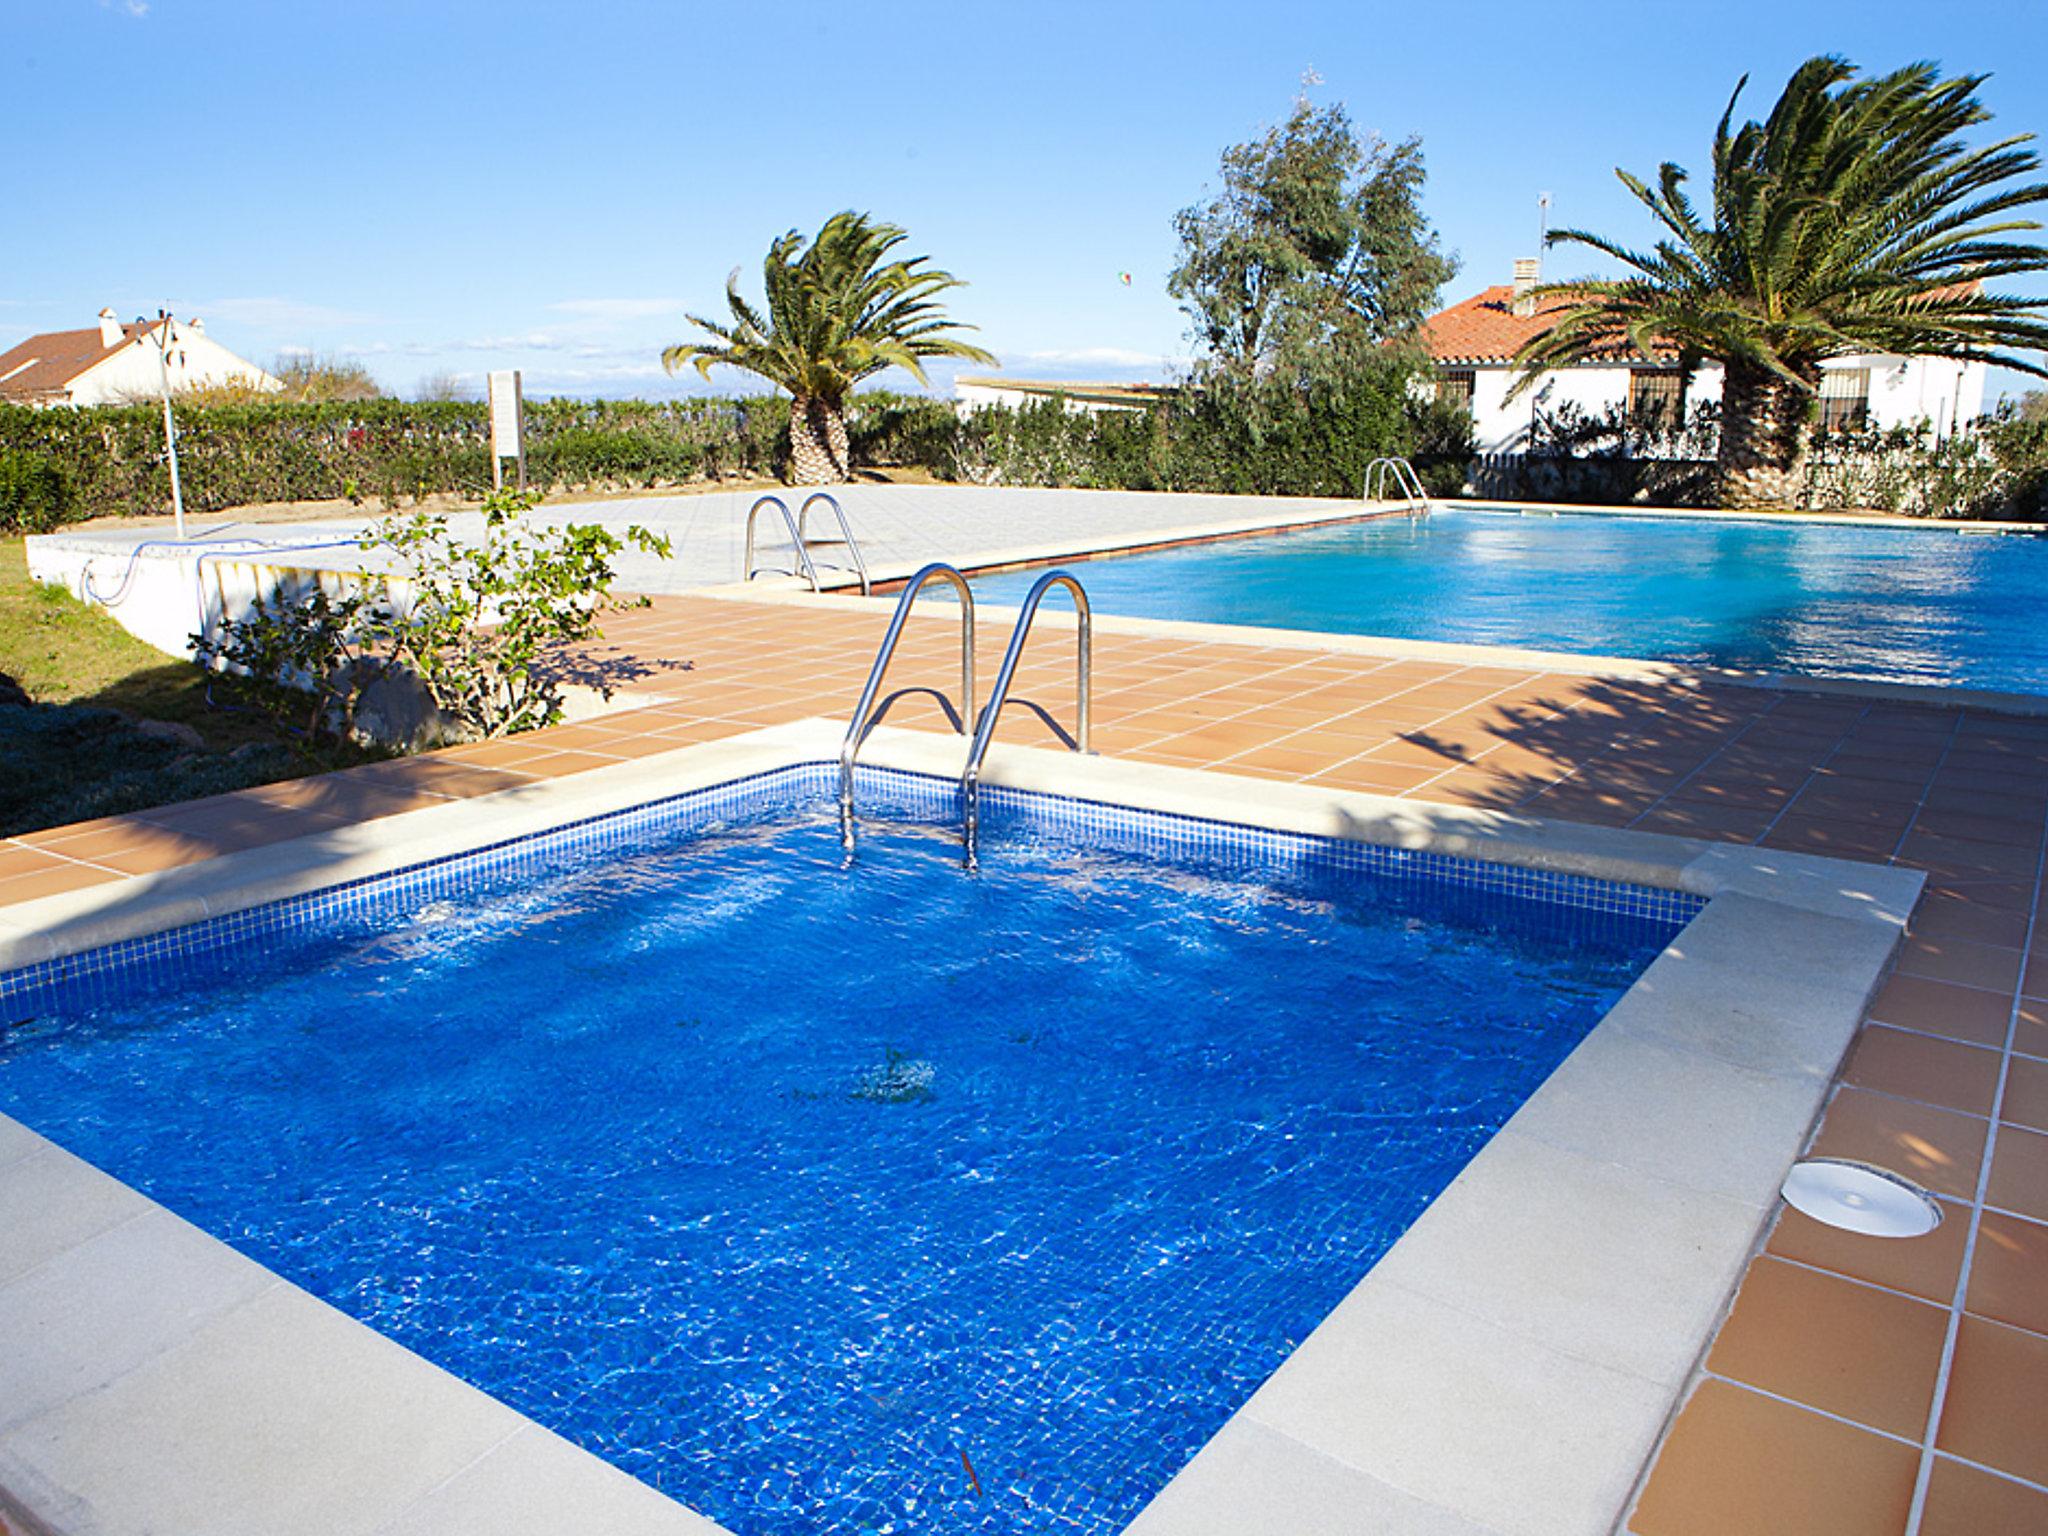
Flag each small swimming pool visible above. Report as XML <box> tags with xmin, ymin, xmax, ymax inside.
<box><xmin>0</xmin><ymin>769</ymin><xmax>1689</xmax><ymax>1535</ymax></box>
<box><xmin>970</xmin><ymin>507</ymin><xmax>2048</xmax><ymax>693</ymax></box>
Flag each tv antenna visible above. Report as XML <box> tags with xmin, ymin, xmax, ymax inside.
<box><xmin>1537</xmin><ymin>191</ymin><xmax>1553</xmax><ymax>266</ymax></box>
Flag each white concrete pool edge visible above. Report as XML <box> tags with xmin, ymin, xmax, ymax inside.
<box><xmin>0</xmin><ymin>720</ymin><xmax>1923</xmax><ymax>1536</ymax></box>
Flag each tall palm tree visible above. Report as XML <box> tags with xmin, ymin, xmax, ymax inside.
<box><xmin>664</xmin><ymin>211</ymin><xmax>996</xmax><ymax>485</ymax></box>
<box><xmin>1513</xmin><ymin>57</ymin><xmax>2048</xmax><ymax>508</ymax></box>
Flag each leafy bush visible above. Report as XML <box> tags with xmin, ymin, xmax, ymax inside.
<box><xmin>0</xmin><ymin>392</ymin><xmax>847</xmax><ymax>525</ymax></box>
<box><xmin>377</xmin><ymin>490</ymin><xmax>671</xmax><ymax>738</ymax></box>
<box><xmin>192</xmin><ymin>581</ymin><xmax>392</xmax><ymax>748</ymax></box>
<box><xmin>195</xmin><ymin>489</ymin><xmax>672</xmax><ymax>745</ymax></box>
<box><xmin>0</xmin><ymin>448</ymin><xmax>73</xmax><ymax>532</ymax></box>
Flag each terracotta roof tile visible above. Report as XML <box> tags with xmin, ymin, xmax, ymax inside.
<box><xmin>1421</xmin><ymin>279</ymin><xmax>1988</xmax><ymax>368</ymax></box>
<box><xmin>1421</xmin><ymin>285</ymin><xmax>1669</xmax><ymax>367</ymax></box>
<box><xmin>0</xmin><ymin>318</ymin><xmax>164</xmax><ymax>404</ymax></box>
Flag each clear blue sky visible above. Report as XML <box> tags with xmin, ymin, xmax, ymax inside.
<box><xmin>8</xmin><ymin>0</ymin><xmax>2044</xmax><ymax>403</ymax></box>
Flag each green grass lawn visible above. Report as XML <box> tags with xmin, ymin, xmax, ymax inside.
<box><xmin>0</xmin><ymin>538</ymin><xmax>324</xmax><ymax>835</ymax></box>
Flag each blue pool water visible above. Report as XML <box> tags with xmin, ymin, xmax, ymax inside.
<box><xmin>971</xmin><ymin>507</ymin><xmax>2048</xmax><ymax>693</ymax></box>
<box><xmin>0</xmin><ymin>775</ymin><xmax>1684</xmax><ymax>1535</ymax></box>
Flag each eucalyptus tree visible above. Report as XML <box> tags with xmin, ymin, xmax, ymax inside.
<box><xmin>1515</xmin><ymin>57</ymin><xmax>2048</xmax><ymax>507</ymax></box>
<box><xmin>1169</xmin><ymin>98</ymin><xmax>1457</xmax><ymax>384</ymax></box>
<box><xmin>664</xmin><ymin>211</ymin><xmax>995</xmax><ymax>484</ymax></box>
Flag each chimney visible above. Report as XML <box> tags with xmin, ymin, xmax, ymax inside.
<box><xmin>1511</xmin><ymin>258</ymin><xmax>1541</xmax><ymax>317</ymax></box>
<box><xmin>186</xmin><ymin>316</ymin><xmax>205</xmax><ymax>334</ymax></box>
<box><xmin>97</xmin><ymin>307</ymin><xmax>123</xmax><ymax>347</ymax></box>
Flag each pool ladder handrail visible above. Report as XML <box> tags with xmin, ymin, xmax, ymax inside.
<box><xmin>1364</xmin><ymin>457</ymin><xmax>1429</xmax><ymax>514</ymax></box>
<box><xmin>745</xmin><ymin>493</ymin><xmax>871</xmax><ymax>594</ymax></box>
<box><xmin>839</xmin><ymin>562</ymin><xmax>976</xmax><ymax>848</ymax></box>
<box><xmin>797</xmin><ymin>492</ymin><xmax>871</xmax><ymax>595</ymax></box>
<box><xmin>961</xmin><ymin>569</ymin><xmax>1092</xmax><ymax>870</ymax></box>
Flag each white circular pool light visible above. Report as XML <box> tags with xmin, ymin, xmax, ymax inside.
<box><xmin>1781</xmin><ymin>1158</ymin><xmax>1943</xmax><ymax>1239</ymax></box>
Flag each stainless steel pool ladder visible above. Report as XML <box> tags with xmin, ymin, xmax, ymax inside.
<box><xmin>1364</xmin><ymin>457</ymin><xmax>1430</xmax><ymax>514</ymax></box>
<box><xmin>960</xmin><ymin>570</ymin><xmax>1092</xmax><ymax>870</ymax></box>
<box><xmin>839</xmin><ymin>563</ymin><xmax>977</xmax><ymax>848</ymax></box>
<box><xmin>745</xmin><ymin>492</ymin><xmax>871</xmax><ymax>594</ymax></box>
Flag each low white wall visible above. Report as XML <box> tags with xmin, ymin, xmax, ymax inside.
<box><xmin>25</xmin><ymin>536</ymin><xmax>390</xmax><ymax>658</ymax></box>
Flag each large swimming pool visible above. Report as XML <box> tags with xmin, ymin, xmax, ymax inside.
<box><xmin>0</xmin><ymin>769</ymin><xmax>1686</xmax><ymax>1535</ymax></box>
<box><xmin>971</xmin><ymin>507</ymin><xmax>2048</xmax><ymax>693</ymax></box>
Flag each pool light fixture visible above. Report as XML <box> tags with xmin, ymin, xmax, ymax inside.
<box><xmin>1781</xmin><ymin>1158</ymin><xmax>1942</xmax><ymax>1238</ymax></box>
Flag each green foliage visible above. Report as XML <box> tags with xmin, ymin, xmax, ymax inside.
<box><xmin>665</xmin><ymin>211</ymin><xmax>998</xmax><ymax>483</ymax></box>
<box><xmin>0</xmin><ymin>448</ymin><xmax>73</xmax><ymax>533</ymax></box>
<box><xmin>190</xmin><ymin>489</ymin><xmax>674</xmax><ymax>746</ymax></box>
<box><xmin>192</xmin><ymin>580</ymin><xmax>392</xmax><ymax>749</ymax></box>
<box><xmin>1804</xmin><ymin>408</ymin><xmax>2048</xmax><ymax>519</ymax></box>
<box><xmin>1170</xmin><ymin>98</ymin><xmax>1457</xmax><ymax>382</ymax></box>
<box><xmin>665</xmin><ymin>211</ymin><xmax>997</xmax><ymax>406</ymax></box>
<box><xmin>940</xmin><ymin>355</ymin><xmax>1446</xmax><ymax>498</ymax></box>
<box><xmin>0</xmin><ymin>393</ymin><xmax>829</xmax><ymax>524</ymax></box>
<box><xmin>373</xmin><ymin>487</ymin><xmax>672</xmax><ymax>739</ymax></box>
<box><xmin>1516</xmin><ymin>54</ymin><xmax>2048</xmax><ymax>503</ymax></box>
<box><xmin>1522</xmin><ymin>57</ymin><xmax>2048</xmax><ymax>387</ymax></box>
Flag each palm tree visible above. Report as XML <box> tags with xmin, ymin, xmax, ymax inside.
<box><xmin>664</xmin><ymin>211</ymin><xmax>996</xmax><ymax>485</ymax></box>
<box><xmin>1513</xmin><ymin>57</ymin><xmax>2048</xmax><ymax>508</ymax></box>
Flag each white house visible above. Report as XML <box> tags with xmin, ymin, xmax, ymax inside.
<box><xmin>1423</xmin><ymin>261</ymin><xmax>1986</xmax><ymax>453</ymax></box>
<box><xmin>0</xmin><ymin>309</ymin><xmax>280</xmax><ymax>407</ymax></box>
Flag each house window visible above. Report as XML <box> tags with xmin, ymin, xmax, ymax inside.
<box><xmin>1437</xmin><ymin>369</ymin><xmax>1476</xmax><ymax>413</ymax></box>
<box><xmin>1819</xmin><ymin>368</ymin><xmax>1872</xmax><ymax>433</ymax></box>
<box><xmin>1627</xmin><ymin>369</ymin><xmax>1683</xmax><ymax>427</ymax></box>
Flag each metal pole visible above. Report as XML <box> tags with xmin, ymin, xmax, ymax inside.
<box><xmin>156</xmin><ymin>310</ymin><xmax>188</xmax><ymax>539</ymax></box>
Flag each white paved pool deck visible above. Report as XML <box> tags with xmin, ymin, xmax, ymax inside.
<box><xmin>22</xmin><ymin>485</ymin><xmax>1415</xmax><ymax>656</ymax></box>
<box><xmin>0</xmin><ymin>722</ymin><xmax>1920</xmax><ymax>1536</ymax></box>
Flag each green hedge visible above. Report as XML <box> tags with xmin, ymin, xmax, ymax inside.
<box><xmin>0</xmin><ymin>394</ymin><xmax>962</xmax><ymax>529</ymax></box>
<box><xmin>939</xmin><ymin>366</ymin><xmax>1471</xmax><ymax>498</ymax></box>
<box><xmin>0</xmin><ymin>395</ymin><xmax>833</xmax><ymax>528</ymax></box>
<box><xmin>8</xmin><ymin>376</ymin><xmax>2041</xmax><ymax>531</ymax></box>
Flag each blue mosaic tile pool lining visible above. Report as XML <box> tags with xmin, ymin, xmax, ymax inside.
<box><xmin>0</xmin><ymin>766</ymin><xmax>1692</xmax><ymax>1535</ymax></box>
<box><xmin>0</xmin><ymin>762</ymin><xmax>1703</xmax><ymax>1023</ymax></box>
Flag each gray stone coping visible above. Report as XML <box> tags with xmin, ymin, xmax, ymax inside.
<box><xmin>0</xmin><ymin>721</ymin><xmax>1922</xmax><ymax>1535</ymax></box>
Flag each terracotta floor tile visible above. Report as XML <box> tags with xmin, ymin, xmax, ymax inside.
<box><xmin>1917</xmin><ymin>1456</ymin><xmax>2048</xmax><ymax>1536</ymax></box>
<box><xmin>1762</xmin><ymin>817</ymin><xmax>1906</xmax><ymax>859</ymax></box>
<box><xmin>1810</xmin><ymin>1087</ymin><xmax>1987</xmax><ymax>1200</ymax></box>
<box><xmin>1967</xmin><ymin>1210</ymin><xmax>2048</xmax><ymax>1338</ymax></box>
<box><xmin>1867</xmin><ymin>975</ymin><xmax>2016</xmax><ymax>1048</ymax></box>
<box><xmin>509</xmin><ymin>749</ymin><xmax>629</xmax><ymax>779</ymax></box>
<box><xmin>1987</xmin><ymin>1125</ymin><xmax>2048</xmax><ymax>1223</ymax></box>
<box><xmin>0</xmin><ymin>861</ymin><xmax>127</xmax><ymax>907</ymax></box>
<box><xmin>2001</xmin><ymin>1055</ymin><xmax>2048</xmax><ymax>1134</ymax></box>
<box><xmin>0</xmin><ymin>845</ymin><xmax>67</xmax><ymax>881</ymax></box>
<box><xmin>439</xmin><ymin>738</ymin><xmax>551</xmax><ymax>768</ymax></box>
<box><xmin>18</xmin><ymin>822</ymin><xmax>187</xmax><ymax>865</ymax></box>
<box><xmin>1706</xmin><ymin>1257</ymin><xmax>1947</xmax><ymax>1436</ymax></box>
<box><xmin>1898</xmin><ymin>935</ymin><xmax>2026</xmax><ymax>994</ymax></box>
<box><xmin>1936</xmin><ymin>1314</ymin><xmax>2048</xmax><ymax>1484</ymax></box>
<box><xmin>1302</xmin><ymin>760</ymin><xmax>1446</xmax><ymax>794</ymax></box>
<box><xmin>2018</xmin><ymin>1002</ymin><xmax>2048</xmax><ymax>1064</ymax></box>
<box><xmin>1628</xmin><ymin>1378</ymin><xmax>1916</xmax><ymax>1536</ymax></box>
<box><xmin>1843</xmin><ymin>1026</ymin><xmax>2002</xmax><ymax>1117</ymax></box>
<box><xmin>1910</xmin><ymin>893</ymin><xmax>2033</xmax><ymax>951</ymax></box>
<box><xmin>1764</xmin><ymin>1201</ymin><xmax>1969</xmax><ymax>1305</ymax></box>
<box><xmin>1216</xmin><ymin>744</ymin><xmax>1349</xmax><ymax>778</ymax></box>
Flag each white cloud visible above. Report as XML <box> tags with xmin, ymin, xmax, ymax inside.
<box><xmin>546</xmin><ymin>298</ymin><xmax>685</xmax><ymax>321</ymax></box>
<box><xmin>179</xmin><ymin>296</ymin><xmax>378</xmax><ymax>330</ymax></box>
<box><xmin>1012</xmin><ymin>346</ymin><xmax>1170</xmax><ymax>369</ymax></box>
<box><xmin>100</xmin><ymin>0</ymin><xmax>149</xmax><ymax>17</ymax></box>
